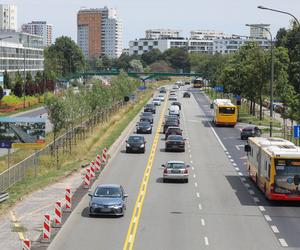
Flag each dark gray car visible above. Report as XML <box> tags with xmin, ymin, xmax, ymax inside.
<box><xmin>89</xmin><ymin>184</ymin><xmax>128</xmax><ymax>216</ymax></box>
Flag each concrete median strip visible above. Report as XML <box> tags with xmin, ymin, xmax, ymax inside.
<box><xmin>123</xmin><ymin>94</ymin><xmax>168</xmax><ymax>250</ymax></box>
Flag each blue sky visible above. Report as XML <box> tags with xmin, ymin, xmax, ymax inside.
<box><xmin>2</xmin><ymin>0</ymin><xmax>300</xmax><ymax>47</ymax></box>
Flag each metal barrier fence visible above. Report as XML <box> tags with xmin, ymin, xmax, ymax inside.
<box><xmin>0</xmin><ymin>102</ymin><xmax>124</xmax><ymax>193</ymax></box>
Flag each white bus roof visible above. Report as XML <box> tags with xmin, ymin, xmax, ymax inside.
<box><xmin>213</xmin><ymin>99</ymin><xmax>234</xmax><ymax>106</ymax></box>
<box><xmin>249</xmin><ymin>137</ymin><xmax>300</xmax><ymax>158</ymax></box>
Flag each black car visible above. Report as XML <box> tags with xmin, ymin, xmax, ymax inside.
<box><xmin>240</xmin><ymin>126</ymin><xmax>261</xmax><ymax>140</ymax></box>
<box><xmin>165</xmin><ymin>115</ymin><xmax>180</xmax><ymax>124</ymax></box>
<box><xmin>183</xmin><ymin>92</ymin><xmax>191</xmax><ymax>98</ymax></box>
<box><xmin>171</xmin><ymin>101</ymin><xmax>181</xmax><ymax>110</ymax></box>
<box><xmin>165</xmin><ymin>135</ymin><xmax>185</xmax><ymax>152</ymax></box>
<box><xmin>126</xmin><ymin>135</ymin><xmax>146</xmax><ymax>153</ymax></box>
<box><xmin>136</xmin><ymin>121</ymin><xmax>152</xmax><ymax>134</ymax></box>
<box><xmin>89</xmin><ymin>184</ymin><xmax>128</xmax><ymax>216</ymax></box>
<box><xmin>140</xmin><ymin>112</ymin><xmax>153</xmax><ymax>124</ymax></box>
<box><xmin>159</xmin><ymin>87</ymin><xmax>167</xmax><ymax>93</ymax></box>
<box><xmin>165</xmin><ymin>126</ymin><xmax>182</xmax><ymax>140</ymax></box>
<box><xmin>163</xmin><ymin>120</ymin><xmax>179</xmax><ymax>133</ymax></box>
<box><xmin>144</xmin><ymin>104</ymin><xmax>156</xmax><ymax>114</ymax></box>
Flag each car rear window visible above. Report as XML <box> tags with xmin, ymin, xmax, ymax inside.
<box><xmin>167</xmin><ymin>163</ymin><xmax>185</xmax><ymax>169</ymax></box>
<box><xmin>167</xmin><ymin>135</ymin><xmax>183</xmax><ymax>140</ymax></box>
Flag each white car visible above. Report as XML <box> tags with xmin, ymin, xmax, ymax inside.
<box><xmin>168</xmin><ymin>96</ymin><xmax>178</xmax><ymax>101</ymax></box>
<box><xmin>162</xmin><ymin>161</ymin><xmax>190</xmax><ymax>183</ymax></box>
<box><xmin>168</xmin><ymin>105</ymin><xmax>180</xmax><ymax>116</ymax></box>
<box><xmin>172</xmin><ymin>85</ymin><xmax>179</xmax><ymax>90</ymax></box>
<box><xmin>152</xmin><ymin>98</ymin><xmax>161</xmax><ymax>106</ymax></box>
<box><xmin>157</xmin><ymin>94</ymin><xmax>165</xmax><ymax>102</ymax></box>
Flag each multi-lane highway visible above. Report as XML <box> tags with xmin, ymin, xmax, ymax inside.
<box><xmin>47</xmin><ymin>86</ymin><xmax>297</xmax><ymax>250</ymax></box>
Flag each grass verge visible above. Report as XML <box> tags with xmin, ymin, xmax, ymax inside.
<box><xmin>0</xmin><ymin>83</ymin><xmax>163</xmax><ymax>213</ymax></box>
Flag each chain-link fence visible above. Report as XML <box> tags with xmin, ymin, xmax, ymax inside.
<box><xmin>0</xmin><ymin>101</ymin><xmax>124</xmax><ymax>193</ymax></box>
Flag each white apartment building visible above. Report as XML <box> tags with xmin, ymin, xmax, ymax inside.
<box><xmin>249</xmin><ymin>24</ymin><xmax>270</xmax><ymax>39</ymax></box>
<box><xmin>21</xmin><ymin>21</ymin><xmax>53</xmax><ymax>46</ymax></box>
<box><xmin>0</xmin><ymin>30</ymin><xmax>44</xmax><ymax>76</ymax></box>
<box><xmin>190</xmin><ymin>30</ymin><xmax>227</xmax><ymax>40</ymax></box>
<box><xmin>102</xmin><ymin>7</ymin><xmax>123</xmax><ymax>58</ymax></box>
<box><xmin>145</xmin><ymin>29</ymin><xmax>181</xmax><ymax>39</ymax></box>
<box><xmin>0</xmin><ymin>4</ymin><xmax>17</xmax><ymax>31</ymax></box>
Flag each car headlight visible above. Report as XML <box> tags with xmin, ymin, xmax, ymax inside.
<box><xmin>147</xmin><ymin>127</ymin><xmax>151</xmax><ymax>130</ymax></box>
<box><xmin>112</xmin><ymin>203</ymin><xmax>123</xmax><ymax>209</ymax></box>
<box><xmin>140</xmin><ymin>144</ymin><xmax>145</xmax><ymax>148</ymax></box>
<box><xmin>91</xmin><ymin>203</ymin><xmax>99</xmax><ymax>207</ymax></box>
<box><xmin>126</xmin><ymin>143</ymin><xmax>130</xmax><ymax>147</ymax></box>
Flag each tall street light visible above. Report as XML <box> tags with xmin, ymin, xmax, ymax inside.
<box><xmin>246</xmin><ymin>24</ymin><xmax>274</xmax><ymax>137</ymax></box>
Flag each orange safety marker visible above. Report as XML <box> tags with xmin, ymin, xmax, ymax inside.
<box><xmin>90</xmin><ymin>162</ymin><xmax>95</xmax><ymax>179</ymax></box>
<box><xmin>83</xmin><ymin>168</ymin><xmax>90</xmax><ymax>189</ymax></box>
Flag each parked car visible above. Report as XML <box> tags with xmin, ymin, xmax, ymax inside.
<box><xmin>126</xmin><ymin>135</ymin><xmax>146</xmax><ymax>153</ymax></box>
<box><xmin>152</xmin><ymin>98</ymin><xmax>161</xmax><ymax>106</ymax></box>
<box><xmin>240</xmin><ymin>126</ymin><xmax>261</xmax><ymax>140</ymax></box>
<box><xmin>183</xmin><ymin>92</ymin><xmax>191</xmax><ymax>98</ymax></box>
<box><xmin>163</xmin><ymin>120</ymin><xmax>179</xmax><ymax>133</ymax></box>
<box><xmin>136</xmin><ymin>121</ymin><xmax>152</xmax><ymax>134</ymax></box>
<box><xmin>165</xmin><ymin>126</ymin><xmax>182</xmax><ymax>140</ymax></box>
<box><xmin>140</xmin><ymin>112</ymin><xmax>153</xmax><ymax>124</ymax></box>
<box><xmin>171</xmin><ymin>101</ymin><xmax>181</xmax><ymax>110</ymax></box>
<box><xmin>162</xmin><ymin>161</ymin><xmax>189</xmax><ymax>183</ymax></box>
<box><xmin>165</xmin><ymin>135</ymin><xmax>186</xmax><ymax>152</ymax></box>
<box><xmin>144</xmin><ymin>103</ymin><xmax>156</xmax><ymax>114</ymax></box>
<box><xmin>89</xmin><ymin>184</ymin><xmax>128</xmax><ymax>216</ymax></box>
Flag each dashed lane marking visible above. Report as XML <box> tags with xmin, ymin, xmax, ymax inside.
<box><xmin>198</xmin><ymin>204</ymin><xmax>202</xmax><ymax>210</ymax></box>
<box><xmin>235</xmin><ymin>167</ymin><xmax>240</xmax><ymax>171</ymax></box>
<box><xmin>204</xmin><ymin>237</ymin><xmax>209</xmax><ymax>246</ymax></box>
<box><xmin>258</xmin><ymin>206</ymin><xmax>265</xmax><ymax>212</ymax></box>
<box><xmin>195</xmin><ymin>182</ymin><xmax>198</xmax><ymax>187</ymax></box>
<box><xmin>238</xmin><ymin>172</ymin><xmax>243</xmax><ymax>176</ymax></box>
<box><xmin>196</xmin><ymin>192</ymin><xmax>200</xmax><ymax>198</ymax></box>
<box><xmin>264</xmin><ymin>215</ymin><xmax>272</xmax><ymax>222</ymax></box>
<box><xmin>249</xmin><ymin>189</ymin><xmax>255</xmax><ymax>195</ymax></box>
<box><xmin>201</xmin><ymin>218</ymin><xmax>206</xmax><ymax>226</ymax></box>
<box><xmin>279</xmin><ymin>239</ymin><xmax>288</xmax><ymax>247</ymax></box>
<box><xmin>253</xmin><ymin>197</ymin><xmax>260</xmax><ymax>203</ymax></box>
<box><xmin>271</xmin><ymin>225</ymin><xmax>279</xmax><ymax>233</ymax></box>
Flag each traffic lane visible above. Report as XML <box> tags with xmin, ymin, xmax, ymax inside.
<box><xmin>133</xmin><ymin>101</ymin><xmax>204</xmax><ymax>250</ymax></box>
<box><xmin>182</xmin><ymin>93</ymin><xmax>281</xmax><ymax>249</ymax></box>
<box><xmin>194</xmin><ymin>92</ymin><xmax>300</xmax><ymax>248</ymax></box>
<box><xmin>48</xmin><ymin>102</ymin><xmax>164</xmax><ymax>250</ymax></box>
<box><xmin>14</xmin><ymin>107</ymin><xmax>47</xmax><ymax>117</ymax></box>
<box><xmin>192</xmin><ymin>93</ymin><xmax>247</xmax><ymax>171</ymax></box>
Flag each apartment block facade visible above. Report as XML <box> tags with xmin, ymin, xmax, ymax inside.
<box><xmin>0</xmin><ymin>4</ymin><xmax>17</xmax><ymax>31</ymax></box>
<box><xmin>21</xmin><ymin>21</ymin><xmax>53</xmax><ymax>46</ymax></box>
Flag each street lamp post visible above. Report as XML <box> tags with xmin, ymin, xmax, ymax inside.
<box><xmin>246</xmin><ymin>24</ymin><xmax>274</xmax><ymax>137</ymax></box>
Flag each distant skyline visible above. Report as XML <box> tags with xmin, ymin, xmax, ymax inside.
<box><xmin>1</xmin><ymin>0</ymin><xmax>299</xmax><ymax>48</ymax></box>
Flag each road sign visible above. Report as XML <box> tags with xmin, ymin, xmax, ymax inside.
<box><xmin>0</xmin><ymin>140</ymin><xmax>12</xmax><ymax>149</ymax></box>
<box><xmin>294</xmin><ymin>125</ymin><xmax>300</xmax><ymax>138</ymax></box>
<box><xmin>214</xmin><ymin>86</ymin><xmax>224</xmax><ymax>92</ymax></box>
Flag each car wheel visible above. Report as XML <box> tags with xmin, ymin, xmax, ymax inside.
<box><xmin>126</xmin><ymin>149</ymin><xmax>130</xmax><ymax>153</ymax></box>
<box><xmin>163</xmin><ymin>178</ymin><xmax>167</xmax><ymax>183</ymax></box>
<box><xmin>182</xmin><ymin>148</ymin><xmax>185</xmax><ymax>152</ymax></box>
<box><xmin>185</xmin><ymin>179</ymin><xmax>189</xmax><ymax>183</ymax></box>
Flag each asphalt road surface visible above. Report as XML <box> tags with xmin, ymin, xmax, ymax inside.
<box><xmin>47</xmin><ymin>87</ymin><xmax>296</xmax><ymax>250</ymax></box>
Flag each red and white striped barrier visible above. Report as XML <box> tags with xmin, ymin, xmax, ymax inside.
<box><xmin>95</xmin><ymin>155</ymin><xmax>101</xmax><ymax>173</ymax></box>
<box><xmin>102</xmin><ymin>148</ymin><xmax>108</xmax><ymax>164</ymax></box>
<box><xmin>53</xmin><ymin>201</ymin><xmax>62</xmax><ymax>228</ymax></box>
<box><xmin>65</xmin><ymin>187</ymin><xmax>72</xmax><ymax>212</ymax></box>
<box><xmin>90</xmin><ymin>162</ymin><xmax>95</xmax><ymax>179</ymax></box>
<box><xmin>83</xmin><ymin>168</ymin><xmax>90</xmax><ymax>189</ymax></box>
<box><xmin>22</xmin><ymin>239</ymin><xmax>30</xmax><ymax>250</ymax></box>
<box><xmin>42</xmin><ymin>214</ymin><xmax>51</xmax><ymax>242</ymax></box>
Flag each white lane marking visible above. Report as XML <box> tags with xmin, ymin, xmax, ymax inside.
<box><xmin>190</xmin><ymin>160</ymin><xmax>193</xmax><ymax>164</ymax></box>
<box><xmin>241</xmin><ymin>177</ymin><xmax>246</xmax><ymax>182</ymax></box>
<box><xmin>232</xmin><ymin>163</ymin><xmax>237</xmax><ymax>167</ymax></box>
<box><xmin>235</xmin><ymin>145</ymin><xmax>244</xmax><ymax>151</ymax></box>
<box><xmin>279</xmin><ymin>238</ymin><xmax>288</xmax><ymax>247</ymax></box>
<box><xmin>249</xmin><ymin>189</ymin><xmax>255</xmax><ymax>195</ymax></box>
<box><xmin>253</xmin><ymin>197</ymin><xmax>260</xmax><ymax>203</ymax></box>
<box><xmin>193</xmin><ymin>174</ymin><xmax>196</xmax><ymax>178</ymax></box>
<box><xmin>133</xmin><ymin>216</ymin><xmax>137</xmax><ymax>223</ymax></box>
<box><xmin>128</xmin><ymin>234</ymin><xmax>133</xmax><ymax>243</ymax></box>
<box><xmin>204</xmin><ymin>237</ymin><xmax>209</xmax><ymax>246</ymax></box>
<box><xmin>230</xmin><ymin>159</ymin><xmax>235</xmax><ymax>162</ymax></box>
<box><xmin>192</xmin><ymin>166</ymin><xmax>195</xmax><ymax>170</ymax></box>
<box><xmin>209</xmin><ymin>123</ymin><xmax>227</xmax><ymax>151</ymax></box>
<box><xmin>235</xmin><ymin>167</ymin><xmax>240</xmax><ymax>171</ymax></box>
<box><xmin>196</xmin><ymin>192</ymin><xmax>200</xmax><ymax>198</ymax></box>
<box><xmin>198</xmin><ymin>204</ymin><xmax>202</xmax><ymax>210</ymax></box>
<box><xmin>188</xmin><ymin>144</ymin><xmax>191</xmax><ymax>148</ymax></box>
<box><xmin>271</xmin><ymin>225</ymin><xmax>279</xmax><ymax>233</ymax></box>
<box><xmin>201</xmin><ymin>218</ymin><xmax>206</xmax><ymax>226</ymax></box>
<box><xmin>189</xmin><ymin>154</ymin><xmax>192</xmax><ymax>158</ymax></box>
<box><xmin>238</xmin><ymin>172</ymin><xmax>243</xmax><ymax>176</ymax></box>
<box><xmin>245</xmin><ymin>183</ymin><xmax>250</xmax><ymax>188</ymax></box>
<box><xmin>225</xmin><ymin>151</ymin><xmax>229</xmax><ymax>155</ymax></box>
<box><xmin>194</xmin><ymin>182</ymin><xmax>198</xmax><ymax>187</ymax></box>
<box><xmin>228</xmin><ymin>155</ymin><xmax>232</xmax><ymax>159</ymax></box>
<box><xmin>258</xmin><ymin>206</ymin><xmax>265</xmax><ymax>212</ymax></box>
<box><xmin>264</xmin><ymin>215</ymin><xmax>272</xmax><ymax>222</ymax></box>
<box><xmin>188</xmin><ymin>149</ymin><xmax>191</xmax><ymax>153</ymax></box>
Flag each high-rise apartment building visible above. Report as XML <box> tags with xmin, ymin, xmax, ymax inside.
<box><xmin>21</xmin><ymin>21</ymin><xmax>53</xmax><ymax>46</ymax></box>
<box><xmin>0</xmin><ymin>4</ymin><xmax>17</xmax><ymax>31</ymax></box>
<box><xmin>77</xmin><ymin>7</ymin><xmax>122</xmax><ymax>59</ymax></box>
<box><xmin>249</xmin><ymin>24</ymin><xmax>270</xmax><ymax>39</ymax></box>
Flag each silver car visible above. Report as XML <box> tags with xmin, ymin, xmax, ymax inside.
<box><xmin>162</xmin><ymin>161</ymin><xmax>190</xmax><ymax>183</ymax></box>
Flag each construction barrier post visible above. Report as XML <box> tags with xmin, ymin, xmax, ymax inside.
<box><xmin>95</xmin><ymin>155</ymin><xmax>101</xmax><ymax>173</ymax></box>
<box><xmin>90</xmin><ymin>162</ymin><xmax>95</xmax><ymax>179</ymax></box>
<box><xmin>41</xmin><ymin>214</ymin><xmax>51</xmax><ymax>242</ymax></box>
<box><xmin>65</xmin><ymin>187</ymin><xmax>72</xmax><ymax>212</ymax></box>
<box><xmin>52</xmin><ymin>201</ymin><xmax>62</xmax><ymax>228</ymax></box>
<box><xmin>22</xmin><ymin>239</ymin><xmax>31</xmax><ymax>250</ymax></box>
<box><xmin>83</xmin><ymin>168</ymin><xmax>90</xmax><ymax>189</ymax></box>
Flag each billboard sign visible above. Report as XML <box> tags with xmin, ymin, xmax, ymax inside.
<box><xmin>0</xmin><ymin>117</ymin><xmax>45</xmax><ymax>149</ymax></box>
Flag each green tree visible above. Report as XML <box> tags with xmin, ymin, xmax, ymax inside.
<box><xmin>3</xmin><ymin>70</ymin><xmax>12</xmax><ymax>89</ymax></box>
<box><xmin>141</xmin><ymin>49</ymin><xmax>162</xmax><ymax>65</ymax></box>
<box><xmin>129</xmin><ymin>59</ymin><xmax>144</xmax><ymax>72</ymax></box>
<box><xmin>162</xmin><ymin>48</ymin><xmax>190</xmax><ymax>72</ymax></box>
<box><xmin>13</xmin><ymin>72</ymin><xmax>23</xmax><ymax>97</ymax></box>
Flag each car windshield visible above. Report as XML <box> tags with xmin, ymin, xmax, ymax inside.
<box><xmin>167</xmin><ymin>162</ymin><xmax>185</xmax><ymax>169</ymax></box>
<box><xmin>95</xmin><ymin>187</ymin><xmax>121</xmax><ymax>198</ymax></box>
<box><xmin>275</xmin><ymin>159</ymin><xmax>300</xmax><ymax>176</ymax></box>
<box><xmin>168</xmin><ymin>128</ymin><xmax>180</xmax><ymax>133</ymax></box>
<box><xmin>145</xmin><ymin>104</ymin><xmax>153</xmax><ymax>108</ymax></box>
<box><xmin>153</xmin><ymin>99</ymin><xmax>160</xmax><ymax>101</ymax></box>
<box><xmin>142</xmin><ymin>112</ymin><xmax>152</xmax><ymax>116</ymax></box>
<box><xmin>167</xmin><ymin>135</ymin><xmax>183</xmax><ymax>140</ymax></box>
<box><xmin>128</xmin><ymin>136</ymin><xmax>143</xmax><ymax>143</ymax></box>
<box><xmin>139</xmin><ymin>122</ymin><xmax>150</xmax><ymax>127</ymax></box>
